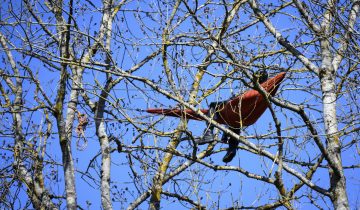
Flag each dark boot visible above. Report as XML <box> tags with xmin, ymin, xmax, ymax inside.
<box><xmin>222</xmin><ymin>137</ymin><xmax>239</xmax><ymax>163</ymax></box>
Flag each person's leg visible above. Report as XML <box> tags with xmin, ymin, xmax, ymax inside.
<box><xmin>222</xmin><ymin>128</ymin><xmax>240</xmax><ymax>163</ymax></box>
<box><xmin>196</xmin><ymin>102</ymin><xmax>217</xmax><ymax>145</ymax></box>
<box><xmin>221</xmin><ymin>131</ymin><xmax>229</xmax><ymax>143</ymax></box>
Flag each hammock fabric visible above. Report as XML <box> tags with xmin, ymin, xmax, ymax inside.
<box><xmin>147</xmin><ymin>72</ymin><xmax>286</xmax><ymax>128</ymax></box>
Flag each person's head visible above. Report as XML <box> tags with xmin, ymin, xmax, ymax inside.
<box><xmin>253</xmin><ymin>69</ymin><xmax>268</xmax><ymax>84</ymax></box>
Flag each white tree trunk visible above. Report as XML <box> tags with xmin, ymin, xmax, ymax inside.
<box><xmin>320</xmin><ymin>40</ymin><xmax>349</xmax><ymax>209</ymax></box>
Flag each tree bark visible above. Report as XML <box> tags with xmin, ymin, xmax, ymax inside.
<box><xmin>320</xmin><ymin>64</ymin><xmax>349</xmax><ymax>209</ymax></box>
<box><xmin>320</xmin><ymin>57</ymin><xmax>349</xmax><ymax>210</ymax></box>
<box><xmin>95</xmin><ymin>78</ymin><xmax>114</xmax><ymax>210</ymax></box>
<box><xmin>319</xmin><ymin>0</ymin><xmax>350</xmax><ymax>208</ymax></box>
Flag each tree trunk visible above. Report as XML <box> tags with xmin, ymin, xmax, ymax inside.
<box><xmin>320</xmin><ymin>40</ymin><xmax>349</xmax><ymax>209</ymax></box>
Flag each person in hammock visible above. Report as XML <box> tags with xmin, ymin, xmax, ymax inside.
<box><xmin>147</xmin><ymin>70</ymin><xmax>286</xmax><ymax>163</ymax></box>
<box><xmin>197</xmin><ymin>70</ymin><xmax>269</xmax><ymax>163</ymax></box>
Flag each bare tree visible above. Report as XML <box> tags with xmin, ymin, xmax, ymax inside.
<box><xmin>1</xmin><ymin>0</ymin><xmax>359</xmax><ymax>209</ymax></box>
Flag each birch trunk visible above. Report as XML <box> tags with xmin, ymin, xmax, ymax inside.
<box><xmin>320</xmin><ymin>40</ymin><xmax>349</xmax><ymax>209</ymax></box>
<box><xmin>319</xmin><ymin>0</ymin><xmax>350</xmax><ymax>207</ymax></box>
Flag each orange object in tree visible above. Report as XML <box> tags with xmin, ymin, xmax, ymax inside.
<box><xmin>146</xmin><ymin>72</ymin><xmax>286</xmax><ymax>128</ymax></box>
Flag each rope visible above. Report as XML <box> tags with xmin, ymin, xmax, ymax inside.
<box><xmin>121</xmin><ymin>108</ymin><xmax>149</xmax><ymax>112</ymax></box>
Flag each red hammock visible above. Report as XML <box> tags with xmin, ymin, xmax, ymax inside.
<box><xmin>147</xmin><ymin>72</ymin><xmax>286</xmax><ymax>128</ymax></box>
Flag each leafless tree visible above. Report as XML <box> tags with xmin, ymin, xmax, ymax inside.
<box><xmin>1</xmin><ymin>0</ymin><xmax>359</xmax><ymax>209</ymax></box>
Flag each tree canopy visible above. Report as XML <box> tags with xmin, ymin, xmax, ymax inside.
<box><xmin>0</xmin><ymin>0</ymin><xmax>359</xmax><ymax>209</ymax></box>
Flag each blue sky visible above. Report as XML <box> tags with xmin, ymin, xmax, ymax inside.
<box><xmin>1</xmin><ymin>0</ymin><xmax>359</xmax><ymax>209</ymax></box>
